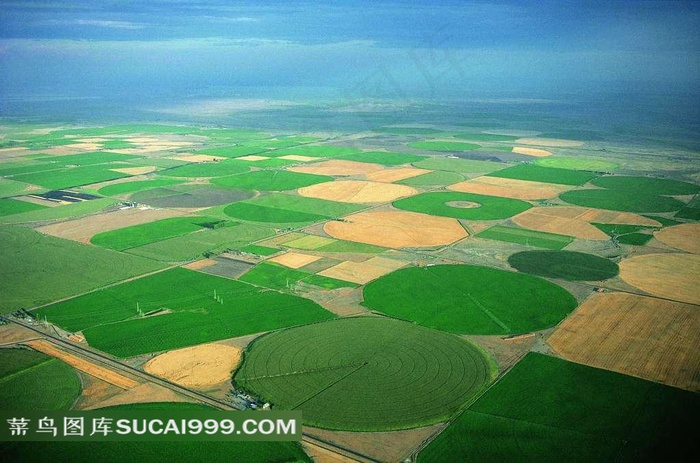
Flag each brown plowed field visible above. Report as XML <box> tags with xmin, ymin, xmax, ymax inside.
<box><xmin>448</xmin><ymin>176</ymin><xmax>571</xmax><ymax>200</ymax></box>
<box><xmin>324</xmin><ymin>210</ymin><xmax>467</xmax><ymax>248</ymax></box>
<box><xmin>548</xmin><ymin>292</ymin><xmax>700</xmax><ymax>391</ymax></box>
<box><xmin>289</xmin><ymin>160</ymin><xmax>383</xmax><ymax>176</ymax></box>
<box><xmin>364</xmin><ymin>167</ymin><xmax>432</xmax><ymax>183</ymax></box>
<box><xmin>35</xmin><ymin>207</ymin><xmax>187</xmax><ymax>243</ymax></box>
<box><xmin>512</xmin><ymin>146</ymin><xmax>552</xmax><ymax>157</ymax></box>
<box><xmin>318</xmin><ymin>256</ymin><xmax>406</xmax><ymax>284</ymax></box>
<box><xmin>619</xmin><ymin>253</ymin><xmax>700</xmax><ymax>305</ymax></box>
<box><xmin>654</xmin><ymin>223</ymin><xmax>700</xmax><ymax>254</ymax></box>
<box><xmin>170</xmin><ymin>154</ymin><xmax>226</xmax><ymax>163</ymax></box>
<box><xmin>268</xmin><ymin>252</ymin><xmax>323</xmax><ymax>269</ymax></box>
<box><xmin>25</xmin><ymin>340</ymin><xmax>139</xmax><ymax>389</ymax></box>
<box><xmin>298</xmin><ymin>180</ymin><xmax>418</xmax><ymax>204</ymax></box>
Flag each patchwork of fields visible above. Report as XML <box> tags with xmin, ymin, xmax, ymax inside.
<box><xmin>1</xmin><ymin>122</ymin><xmax>698</xmax><ymax>461</ymax></box>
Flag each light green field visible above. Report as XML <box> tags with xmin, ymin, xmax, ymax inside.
<box><xmin>161</xmin><ymin>160</ymin><xmax>250</xmax><ymax>178</ymax></box>
<box><xmin>397</xmin><ymin>170</ymin><xmax>465</xmax><ymax>187</ymax></box>
<box><xmin>11</xmin><ymin>165</ymin><xmax>131</xmax><ymax>190</ymax></box>
<box><xmin>224</xmin><ymin>194</ymin><xmax>363</xmax><ymax>224</ymax></box>
<box><xmin>239</xmin><ymin>262</ymin><xmax>357</xmax><ymax>291</ymax></box>
<box><xmin>393</xmin><ymin>191</ymin><xmax>531</xmax><ymax>220</ymax></box>
<box><xmin>0</xmin><ymin>198</ymin><xmax>116</xmax><ymax>225</ymax></box>
<box><xmin>475</xmin><ymin>225</ymin><xmax>573</xmax><ymax>250</ymax></box>
<box><xmin>0</xmin><ymin>179</ymin><xmax>32</xmax><ymax>198</ymax></box>
<box><xmin>282</xmin><ymin>235</ymin><xmax>385</xmax><ymax>253</ymax></box>
<box><xmin>270</xmin><ymin>145</ymin><xmax>362</xmax><ymax>158</ymax></box>
<box><xmin>534</xmin><ymin>156</ymin><xmax>619</xmax><ymax>171</ymax></box>
<box><xmin>0</xmin><ymin>198</ymin><xmax>46</xmax><ymax>217</ymax></box>
<box><xmin>363</xmin><ymin>265</ymin><xmax>577</xmax><ymax>335</ymax></box>
<box><xmin>212</xmin><ymin>170</ymin><xmax>332</xmax><ymax>191</ymax></box>
<box><xmin>413</xmin><ymin>157</ymin><xmax>505</xmax><ymax>173</ymax></box>
<box><xmin>408</xmin><ymin>141</ymin><xmax>481</xmax><ymax>151</ymax></box>
<box><xmin>487</xmin><ymin>164</ymin><xmax>598</xmax><ymax>186</ymax></box>
<box><xmin>338</xmin><ymin>150</ymin><xmax>426</xmax><ymax>166</ymax></box>
<box><xmin>235</xmin><ymin>317</ymin><xmax>496</xmax><ymax>430</ymax></box>
<box><xmin>38</xmin><ymin>267</ymin><xmax>335</xmax><ymax>357</ymax></box>
<box><xmin>0</xmin><ymin>226</ymin><xmax>164</xmax><ymax>313</ymax></box>
<box><xmin>97</xmin><ymin>179</ymin><xmax>185</xmax><ymax>197</ymax></box>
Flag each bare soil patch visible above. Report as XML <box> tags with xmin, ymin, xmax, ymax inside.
<box><xmin>289</xmin><ymin>160</ymin><xmax>383</xmax><ymax>176</ymax></box>
<box><xmin>324</xmin><ymin>210</ymin><xmax>467</xmax><ymax>248</ymax></box>
<box><xmin>512</xmin><ymin>146</ymin><xmax>552</xmax><ymax>157</ymax></box>
<box><xmin>448</xmin><ymin>176</ymin><xmax>572</xmax><ymax>200</ymax></box>
<box><xmin>278</xmin><ymin>155</ymin><xmax>317</xmax><ymax>162</ymax></box>
<box><xmin>514</xmin><ymin>137</ymin><xmax>584</xmax><ymax>147</ymax></box>
<box><xmin>619</xmin><ymin>253</ymin><xmax>700</xmax><ymax>305</ymax></box>
<box><xmin>268</xmin><ymin>252</ymin><xmax>323</xmax><ymax>269</ymax></box>
<box><xmin>234</xmin><ymin>155</ymin><xmax>270</xmax><ymax>161</ymax></box>
<box><xmin>548</xmin><ymin>292</ymin><xmax>700</xmax><ymax>391</ymax></box>
<box><xmin>143</xmin><ymin>343</ymin><xmax>241</xmax><ymax>389</ymax></box>
<box><xmin>303</xmin><ymin>287</ymin><xmax>368</xmax><ymax>316</ymax></box>
<box><xmin>170</xmin><ymin>154</ymin><xmax>227</xmax><ymax>163</ymax></box>
<box><xmin>318</xmin><ymin>256</ymin><xmax>406</xmax><ymax>284</ymax></box>
<box><xmin>0</xmin><ymin>324</ymin><xmax>40</xmax><ymax>345</ymax></box>
<box><xmin>35</xmin><ymin>207</ymin><xmax>187</xmax><ymax>243</ymax></box>
<box><xmin>73</xmin><ymin>374</ymin><xmax>125</xmax><ymax>410</ymax></box>
<box><xmin>298</xmin><ymin>180</ymin><xmax>418</xmax><ymax>204</ymax></box>
<box><xmin>364</xmin><ymin>167</ymin><xmax>432</xmax><ymax>183</ymax></box>
<box><xmin>87</xmin><ymin>382</ymin><xmax>190</xmax><ymax>409</ymax></box>
<box><xmin>182</xmin><ymin>259</ymin><xmax>217</xmax><ymax>270</ymax></box>
<box><xmin>12</xmin><ymin>195</ymin><xmax>63</xmax><ymax>207</ymax></box>
<box><xmin>654</xmin><ymin>223</ymin><xmax>700</xmax><ymax>254</ymax></box>
<box><xmin>25</xmin><ymin>340</ymin><xmax>139</xmax><ymax>389</ymax></box>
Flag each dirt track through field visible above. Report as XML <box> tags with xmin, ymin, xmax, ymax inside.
<box><xmin>548</xmin><ymin>292</ymin><xmax>700</xmax><ymax>391</ymax></box>
<box><xmin>448</xmin><ymin>176</ymin><xmax>572</xmax><ymax>200</ymax></box>
<box><xmin>654</xmin><ymin>223</ymin><xmax>700</xmax><ymax>254</ymax></box>
<box><xmin>25</xmin><ymin>340</ymin><xmax>139</xmax><ymax>389</ymax></box>
<box><xmin>324</xmin><ymin>210</ymin><xmax>467</xmax><ymax>248</ymax></box>
<box><xmin>618</xmin><ymin>253</ymin><xmax>700</xmax><ymax>305</ymax></box>
<box><xmin>298</xmin><ymin>180</ymin><xmax>418</xmax><ymax>203</ymax></box>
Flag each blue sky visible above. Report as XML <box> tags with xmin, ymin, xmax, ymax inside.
<box><xmin>0</xmin><ymin>1</ymin><xmax>698</xmax><ymax>101</ymax></box>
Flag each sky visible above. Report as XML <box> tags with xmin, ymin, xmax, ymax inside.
<box><xmin>0</xmin><ymin>0</ymin><xmax>698</xmax><ymax>104</ymax></box>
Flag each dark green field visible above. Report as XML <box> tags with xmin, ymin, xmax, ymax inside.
<box><xmin>675</xmin><ymin>194</ymin><xmax>700</xmax><ymax>220</ymax></box>
<box><xmin>475</xmin><ymin>225</ymin><xmax>573</xmax><ymax>249</ymax></box>
<box><xmin>238</xmin><ymin>244</ymin><xmax>280</xmax><ymax>256</ymax></box>
<box><xmin>234</xmin><ymin>317</ymin><xmax>496</xmax><ymax>430</ymax></box>
<box><xmin>592</xmin><ymin>175</ymin><xmax>700</xmax><ymax>195</ymax></box>
<box><xmin>0</xmin><ymin>349</ymin><xmax>81</xmax><ymax>411</ymax></box>
<box><xmin>560</xmin><ymin>189</ymin><xmax>685</xmax><ymax>213</ymax></box>
<box><xmin>393</xmin><ymin>191</ymin><xmax>531</xmax><ymax>220</ymax></box>
<box><xmin>37</xmin><ymin>267</ymin><xmax>335</xmax><ymax>357</ymax></box>
<box><xmin>0</xmin><ymin>198</ymin><xmax>46</xmax><ymax>217</ymax></box>
<box><xmin>212</xmin><ymin>170</ymin><xmax>332</xmax><ymax>191</ymax></box>
<box><xmin>486</xmin><ymin>164</ymin><xmax>598</xmax><ymax>185</ymax></box>
<box><xmin>363</xmin><ymin>265</ymin><xmax>577</xmax><ymax>335</ymax></box>
<box><xmin>419</xmin><ymin>353</ymin><xmax>699</xmax><ymax>462</ymax></box>
<box><xmin>0</xmin><ymin>226</ymin><xmax>164</xmax><ymax>313</ymax></box>
<box><xmin>239</xmin><ymin>262</ymin><xmax>358</xmax><ymax>290</ymax></box>
<box><xmin>508</xmin><ymin>250</ymin><xmax>619</xmax><ymax>280</ymax></box>
<box><xmin>592</xmin><ymin>223</ymin><xmax>656</xmax><ymax>245</ymax></box>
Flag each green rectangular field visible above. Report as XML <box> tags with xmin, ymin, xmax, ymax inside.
<box><xmin>0</xmin><ymin>198</ymin><xmax>46</xmax><ymax>217</ymax></box>
<box><xmin>0</xmin><ymin>226</ymin><xmax>165</xmax><ymax>313</ymax></box>
<box><xmin>37</xmin><ymin>267</ymin><xmax>335</xmax><ymax>357</ymax></box>
<box><xmin>125</xmin><ymin>223</ymin><xmax>275</xmax><ymax>262</ymax></box>
<box><xmin>195</xmin><ymin>145</ymin><xmax>268</xmax><ymax>158</ymax></box>
<box><xmin>48</xmin><ymin>151</ymin><xmax>141</xmax><ymax>167</ymax></box>
<box><xmin>252</xmin><ymin>193</ymin><xmax>364</xmax><ymax>218</ymax></box>
<box><xmin>419</xmin><ymin>353</ymin><xmax>699</xmax><ymax>462</ymax></box>
<box><xmin>283</xmin><ymin>234</ymin><xmax>385</xmax><ymax>253</ymax></box>
<box><xmin>413</xmin><ymin>157</ymin><xmax>505</xmax><ymax>173</ymax></box>
<box><xmin>237</xmin><ymin>244</ymin><xmax>280</xmax><ymax>256</ymax></box>
<box><xmin>475</xmin><ymin>226</ymin><xmax>573</xmax><ymax>250</ymax></box>
<box><xmin>0</xmin><ymin>179</ymin><xmax>33</xmax><ymax>198</ymax></box>
<box><xmin>239</xmin><ymin>262</ymin><xmax>358</xmax><ymax>291</ymax></box>
<box><xmin>397</xmin><ymin>170</ymin><xmax>465</xmax><ymax>187</ymax></box>
<box><xmin>338</xmin><ymin>151</ymin><xmax>427</xmax><ymax>166</ymax></box>
<box><xmin>0</xmin><ymin>198</ymin><xmax>116</xmax><ymax>225</ymax></box>
<box><xmin>486</xmin><ymin>164</ymin><xmax>598</xmax><ymax>185</ymax></box>
<box><xmin>269</xmin><ymin>145</ymin><xmax>362</xmax><ymax>158</ymax></box>
<box><xmin>11</xmin><ymin>165</ymin><xmax>131</xmax><ymax>189</ymax></box>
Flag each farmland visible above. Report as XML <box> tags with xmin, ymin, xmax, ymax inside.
<box><xmin>224</xmin><ymin>193</ymin><xmax>363</xmax><ymax>224</ymax></box>
<box><xmin>508</xmin><ymin>250</ymin><xmax>619</xmax><ymax>281</ymax></box>
<box><xmin>212</xmin><ymin>170</ymin><xmax>333</xmax><ymax>191</ymax></box>
<box><xmin>0</xmin><ymin>198</ymin><xmax>46</xmax><ymax>217</ymax></box>
<box><xmin>475</xmin><ymin>225</ymin><xmax>573</xmax><ymax>249</ymax></box>
<box><xmin>393</xmin><ymin>191</ymin><xmax>531</xmax><ymax>220</ymax></box>
<box><xmin>239</xmin><ymin>262</ymin><xmax>358</xmax><ymax>291</ymax></box>
<box><xmin>412</xmin><ymin>157</ymin><xmax>503</xmax><ymax>173</ymax></box>
<box><xmin>337</xmin><ymin>150</ymin><xmax>426</xmax><ymax>166</ymax></box>
<box><xmin>97</xmin><ymin>179</ymin><xmax>185</xmax><ymax>196</ymax></box>
<box><xmin>363</xmin><ymin>265</ymin><xmax>577</xmax><ymax>335</ymax></box>
<box><xmin>37</xmin><ymin>267</ymin><xmax>335</xmax><ymax>357</ymax></box>
<box><xmin>234</xmin><ymin>317</ymin><xmax>496</xmax><ymax>430</ymax></box>
<box><xmin>11</xmin><ymin>165</ymin><xmax>132</xmax><ymax>190</ymax></box>
<box><xmin>408</xmin><ymin>140</ymin><xmax>481</xmax><ymax>151</ymax></box>
<box><xmin>560</xmin><ymin>188</ymin><xmax>685</xmax><ymax>213</ymax></box>
<box><xmin>486</xmin><ymin>164</ymin><xmax>598</xmax><ymax>185</ymax></box>
<box><xmin>533</xmin><ymin>156</ymin><xmax>619</xmax><ymax>171</ymax></box>
<box><xmin>161</xmin><ymin>160</ymin><xmax>250</xmax><ymax>178</ymax></box>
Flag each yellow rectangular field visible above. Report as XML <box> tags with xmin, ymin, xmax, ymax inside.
<box><xmin>268</xmin><ymin>252</ymin><xmax>322</xmax><ymax>269</ymax></box>
<box><xmin>318</xmin><ymin>257</ymin><xmax>406</xmax><ymax>284</ymax></box>
<box><xmin>283</xmin><ymin>234</ymin><xmax>336</xmax><ymax>250</ymax></box>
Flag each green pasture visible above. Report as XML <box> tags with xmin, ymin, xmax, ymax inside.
<box><xmin>363</xmin><ymin>265</ymin><xmax>577</xmax><ymax>335</ymax></box>
<box><xmin>408</xmin><ymin>140</ymin><xmax>481</xmax><ymax>151</ymax></box>
<box><xmin>592</xmin><ymin>175</ymin><xmax>699</xmax><ymax>195</ymax></box>
<box><xmin>675</xmin><ymin>195</ymin><xmax>700</xmax><ymax>220</ymax></box>
<box><xmin>560</xmin><ymin>189</ymin><xmax>685</xmax><ymax>213</ymax></box>
<box><xmin>337</xmin><ymin>151</ymin><xmax>426</xmax><ymax>166</ymax></box>
<box><xmin>397</xmin><ymin>170</ymin><xmax>465</xmax><ymax>187</ymax></box>
<box><xmin>412</xmin><ymin>157</ymin><xmax>504</xmax><ymax>174</ymax></box>
<box><xmin>487</xmin><ymin>164</ymin><xmax>598</xmax><ymax>186</ymax></box>
<box><xmin>97</xmin><ymin>179</ymin><xmax>185</xmax><ymax>197</ymax></box>
<box><xmin>592</xmin><ymin>223</ymin><xmax>656</xmax><ymax>245</ymax></box>
<box><xmin>475</xmin><ymin>225</ymin><xmax>573</xmax><ymax>250</ymax></box>
<box><xmin>534</xmin><ymin>156</ymin><xmax>619</xmax><ymax>171</ymax></box>
<box><xmin>38</xmin><ymin>267</ymin><xmax>335</xmax><ymax>357</ymax></box>
<box><xmin>234</xmin><ymin>317</ymin><xmax>496</xmax><ymax>431</ymax></box>
<box><xmin>393</xmin><ymin>191</ymin><xmax>531</xmax><ymax>220</ymax></box>
<box><xmin>239</xmin><ymin>262</ymin><xmax>357</xmax><ymax>291</ymax></box>
<box><xmin>212</xmin><ymin>170</ymin><xmax>332</xmax><ymax>191</ymax></box>
<box><xmin>0</xmin><ymin>198</ymin><xmax>46</xmax><ymax>217</ymax></box>
<box><xmin>10</xmin><ymin>165</ymin><xmax>131</xmax><ymax>190</ymax></box>
<box><xmin>508</xmin><ymin>250</ymin><xmax>619</xmax><ymax>280</ymax></box>
<box><xmin>224</xmin><ymin>194</ymin><xmax>363</xmax><ymax>224</ymax></box>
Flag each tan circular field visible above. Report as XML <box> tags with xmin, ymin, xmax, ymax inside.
<box><xmin>654</xmin><ymin>223</ymin><xmax>700</xmax><ymax>254</ymax></box>
<box><xmin>298</xmin><ymin>180</ymin><xmax>418</xmax><ymax>204</ymax></box>
<box><xmin>289</xmin><ymin>160</ymin><xmax>383</xmax><ymax>176</ymax></box>
<box><xmin>143</xmin><ymin>343</ymin><xmax>242</xmax><ymax>388</ymax></box>
<box><xmin>324</xmin><ymin>210</ymin><xmax>468</xmax><ymax>248</ymax></box>
<box><xmin>619</xmin><ymin>253</ymin><xmax>700</xmax><ymax>305</ymax></box>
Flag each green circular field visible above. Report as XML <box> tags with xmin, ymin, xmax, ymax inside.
<box><xmin>363</xmin><ymin>265</ymin><xmax>577</xmax><ymax>335</ymax></box>
<box><xmin>212</xmin><ymin>170</ymin><xmax>332</xmax><ymax>191</ymax></box>
<box><xmin>234</xmin><ymin>317</ymin><xmax>495</xmax><ymax>431</ymax></box>
<box><xmin>508</xmin><ymin>250</ymin><xmax>619</xmax><ymax>281</ymax></box>
<box><xmin>591</xmin><ymin>175</ymin><xmax>699</xmax><ymax>195</ymax></box>
<box><xmin>534</xmin><ymin>157</ymin><xmax>618</xmax><ymax>171</ymax></box>
<box><xmin>393</xmin><ymin>191</ymin><xmax>531</xmax><ymax>220</ymax></box>
<box><xmin>560</xmin><ymin>189</ymin><xmax>685</xmax><ymax>213</ymax></box>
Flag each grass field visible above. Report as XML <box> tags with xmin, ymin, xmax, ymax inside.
<box><xmin>0</xmin><ymin>198</ymin><xmax>116</xmax><ymax>225</ymax></box>
<box><xmin>37</xmin><ymin>267</ymin><xmax>335</xmax><ymax>357</ymax></box>
<box><xmin>475</xmin><ymin>225</ymin><xmax>573</xmax><ymax>249</ymax></box>
<box><xmin>419</xmin><ymin>353</ymin><xmax>699</xmax><ymax>462</ymax></box>
<box><xmin>591</xmin><ymin>175</ymin><xmax>700</xmax><ymax>195</ymax></box>
<box><xmin>508</xmin><ymin>250</ymin><xmax>619</xmax><ymax>281</ymax></box>
<box><xmin>97</xmin><ymin>179</ymin><xmax>185</xmax><ymax>197</ymax></box>
<box><xmin>413</xmin><ymin>157</ymin><xmax>503</xmax><ymax>173</ymax></box>
<box><xmin>0</xmin><ymin>179</ymin><xmax>32</xmax><ymax>198</ymax></box>
<box><xmin>0</xmin><ymin>198</ymin><xmax>46</xmax><ymax>217</ymax></box>
<box><xmin>337</xmin><ymin>150</ymin><xmax>426</xmax><ymax>166</ymax></box>
<box><xmin>560</xmin><ymin>189</ymin><xmax>685</xmax><ymax>213</ymax></box>
<box><xmin>270</xmin><ymin>145</ymin><xmax>361</xmax><ymax>158</ymax></box>
<box><xmin>408</xmin><ymin>140</ymin><xmax>481</xmax><ymax>151</ymax></box>
<box><xmin>486</xmin><ymin>164</ymin><xmax>598</xmax><ymax>185</ymax></box>
<box><xmin>195</xmin><ymin>145</ymin><xmax>268</xmax><ymax>158</ymax></box>
<box><xmin>239</xmin><ymin>262</ymin><xmax>358</xmax><ymax>291</ymax></box>
<box><xmin>212</xmin><ymin>170</ymin><xmax>333</xmax><ymax>191</ymax></box>
<box><xmin>397</xmin><ymin>170</ymin><xmax>465</xmax><ymax>187</ymax></box>
<box><xmin>534</xmin><ymin>156</ymin><xmax>619</xmax><ymax>171</ymax></box>
<box><xmin>238</xmin><ymin>244</ymin><xmax>280</xmax><ymax>256</ymax></box>
<box><xmin>234</xmin><ymin>317</ymin><xmax>496</xmax><ymax>430</ymax></box>
<box><xmin>0</xmin><ymin>349</ymin><xmax>81</xmax><ymax>410</ymax></box>
<box><xmin>592</xmin><ymin>223</ymin><xmax>656</xmax><ymax>245</ymax></box>
<box><xmin>90</xmin><ymin>216</ymin><xmax>236</xmax><ymax>251</ymax></box>
<box><xmin>373</xmin><ymin>127</ymin><xmax>443</xmax><ymax>135</ymax></box>
<box><xmin>675</xmin><ymin>195</ymin><xmax>700</xmax><ymax>220</ymax></box>
<box><xmin>224</xmin><ymin>193</ymin><xmax>363</xmax><ymax>224</ymax></box>
<box><xmin>161</xmin><ymin>160</ymin><xmax>250</xmax><ymax>178</ymax></box>
<box><xmin>453</xmin><ymin>132</ymin><xmax>519</xmax><ymax>142</ymax></box>
<box><xmin>1</xmin><ymin>402</ymin><xmax>311</xmax><ymax>463</ymax></box>
<box><xmin>393</xmin><ymin>191</ymin><xmax>531</xmax><ymax>220</ymax></box>
<box><xmin>363</xmin><ymin>265</ymin><xmax>577</xmax><ymax>335</ymax></box>
<box><xmin>0</xmin><ymin>226</ymin><xmax>164</xmax><ymax>313</ymax></box>
<box><xmin>11</xmin><ymin>165</ymin><xmax>131</xmax><ymax>189</ymax></box>
<box><xmin>283</xmin><ymin>235</ymin><xmax>385</xmax><ymax>253</ymax></box>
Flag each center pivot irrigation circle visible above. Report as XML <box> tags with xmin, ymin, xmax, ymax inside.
<box><xmin>233</xmin><ymin>317</ymin><xmax>495</xmax><ymax>431</ymax></box>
